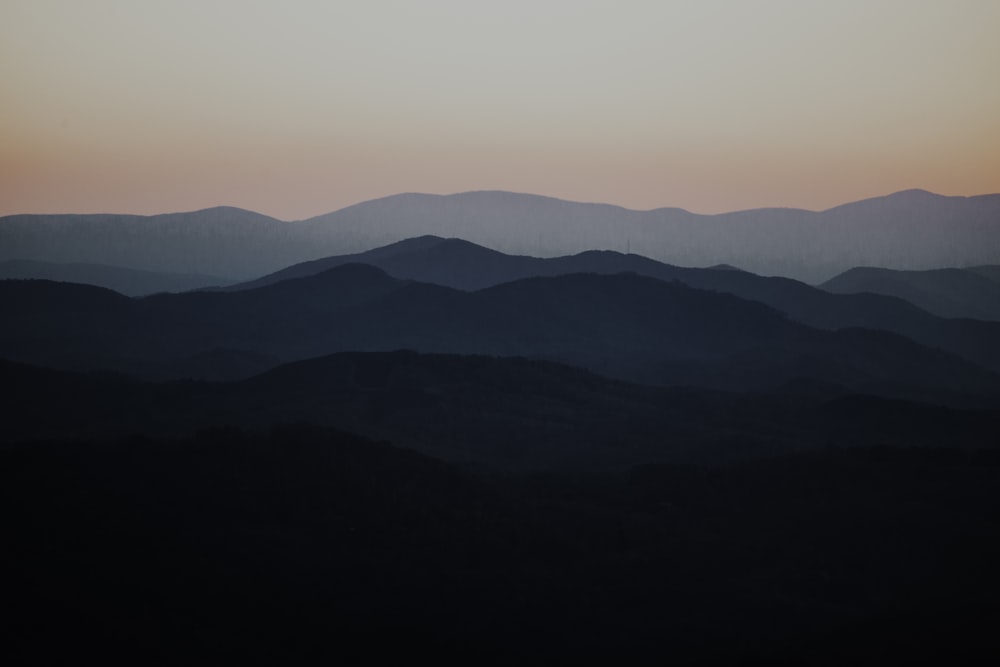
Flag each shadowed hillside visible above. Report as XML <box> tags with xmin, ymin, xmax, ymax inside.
<box><xmin>3</xmin><ymin>268</ymin><xmax>999</xmax><ymax>405</ymax></box>
<box><xmin>4</xmin><ymin>425</ymin><xmax>999</xmax><ymax>664</ymax></box>
<box><xmin>2</xmin><ymin>353</ymin><xmax>997</xmax><ymax>472</ymax></box>
<box><xmin>822</xmin><ymin>266</ymin><xmax>1000</xmax><ymax>321</ymax></box>
<box><xmin>5</xmin><ymin>194</ymin><xmax>1000</xmax><ymax>665</ymax></box>
<box><xmin>226</xmin><ymin>236</ymin><xmax>1000</xmax><ymax>375</ymax></box>
<box><xmin>0</xmin><ymin>258</ymin><xmax>232</xmax><ymax>295</ymax></box>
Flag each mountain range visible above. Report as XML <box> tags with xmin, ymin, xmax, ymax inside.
<box><xmin>3</xmin><ymin>260</ymin><xmax>999</xmax><ymax>407</ymax></box>
<box><xmin>3</xmin><ymin>188</ymin><xmax>998</xmax><ymax>282</ymax></box>
<box><xmin>5</xmin><ymin>190</ymin><xmax>1000</xmax><ymax>663</ymax></box>
<box><xmin>3</xmin><ymin>351</ymin><xmax>996</xmax><ymax>472</ymax></box>
<box><xmin>227</xmin><ymin>236</ymin><xmax>1000</xmax><ymax>377</ymax></box>
<box><xmin>8</xmin><ymin>419</ymin><xmax>999</xmax><ymax>664</ymax></box>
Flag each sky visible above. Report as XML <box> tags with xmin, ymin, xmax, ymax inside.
<box><xmin>2</xmin><ymin>0</ymin><xmax>999</xmax><ymax>219</ymax></box>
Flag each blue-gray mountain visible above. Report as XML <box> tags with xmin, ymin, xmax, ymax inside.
<box><xmin>3</xmin><ymin>189</ymin><xmax>998</xmax><ymax>283</ymax></box>
<box><xmin>821</xmin><ymin>265</ymin><xmax>1000</xmax><ymax>321</ymax></box>
<box><xmin>0</xmin><ymin>259</ymin><xmax>233</xmax><ymax>296</ymax></box>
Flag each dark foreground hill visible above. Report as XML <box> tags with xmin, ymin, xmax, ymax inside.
<box><xmin>2</xmin><ymin>352</ymin><xmax>996</xmax><ymax>472</ymax></box>
<box><xmin>229</xmin><ymin>236</ymin><xmax>1000</xmax><ymax>375</ymax></box>
<box><xmin>822</xmin><ymin>265</ymin><xmax>1000</xmax><ymax>321</ymax></box>
<box><xmin>3</xmin><ymin>268</ymin><xmax>999</xmax><ymax>405</ymax></box>
<box><xmin>4</xmin><ymin>425</ymin><xmax>999</xmax><ymax>664</ymax></box>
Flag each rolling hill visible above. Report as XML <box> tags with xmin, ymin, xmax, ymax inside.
<box><xmin>0</xmin><ymin>259</ymin><xmax>232</xmax><ymax>295</ymax></box>
<box><xmin>821</xmin><ymin>266</ymin><xmax>1000</xmax><ymax>321</ymax></box>
<box><xmin>3</xmin><ymin>352</ymin><xmax>996</xmax><ymax>471</ymax></box>
<box><xmin>227</xmin><ymin>236</ymin><xmax>1000</xmax><ymax>376</ymax></box>
<box><xmin>2</xmin><ymin>266</ymin><xmax>998</xmax><ymax>405</ymax></box>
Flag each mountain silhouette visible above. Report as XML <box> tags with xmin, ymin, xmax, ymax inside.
<box><xmin>968</xmin><ymin>265</ymin><xmax>1000</xmax><ymax>283</ymax></box>
<box><xmin>7</xmin><ymin>191</ymin><xmax>1000</xmax><ymax>665</ymax></box>
<box><xmin>0</xmin><ymin>206</ymin><xmax>299</xmax><ymax>280</ymax></box>
<box><xmin>3</xmin><ymin>352</ymin><xmax>997</xmax><ymax>471</ymax></box>
<box><xmin>0</xmin><ymin>258</ymin><xmax>232</xmax><ymax>295</ymax></box>
<box><xmin>225</xmin><ymin>236</ymin><xmax>1000</xmax><ymax>375</ymax></box>
<box><xmin>298</xmin><ymin>189</ymin><xmax>1000</xmax><ymax>282</ymax></box>
<box><xmin>6</xmin><ymin>419</ymin><xmax>1000</xmax><ymax>663</ymax></box>
<box><xmin>4</xmin><ymin>189</ymin><xmax>999</xmax><ymax>282</ymax></box>
<box><xmin>2</xmin><ymin>267</ymin><xmax>998</xmax><ymax>404</ymax></box>
<box><xmin>822</xmin><ymin>266</ymin><xmax>1000</xmax><ymax>321</ymax></box>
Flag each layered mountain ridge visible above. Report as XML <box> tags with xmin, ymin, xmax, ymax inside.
<box><xmin>3</xmin><ymin>261</ymin><xmax>998</xmax><ymax>407</ymax></box>
<box><xmin>5</xmin><ymin>193</ymin><xmax>999</xmax><ymax>663</ymax></box>
<box><xmin>4</xmin><ymin>188</ymin><xmax>999</xmax><ymax>282</ymax></box>
<box><xmin>224</xmin><ymin>235</ymin><xmax>1000</xmax><ymax>377</ymax></box>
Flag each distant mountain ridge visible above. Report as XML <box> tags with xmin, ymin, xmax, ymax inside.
<box><xmin>821</xmin><ymin>265</ymin><xmax>1000</xmax><ymax>321</ymax></box>
<box><xmin>297</xmin><ymin>189</ymin><xmax>1000</xmax><ymax>282</ymax></box>
<box><xmin>3</xmin><ymin>189</ymin><xmax>998</xmax><ymax>282</ymax></box>
<box><xmin>0</xmin><ymin>259</ymin><xmax>232</xmax><ymax>296</ymax></box>
<box><xmin>0</xmin><ymin>207</ymin><xmax>296</xmax><ymax>280</ymax></box>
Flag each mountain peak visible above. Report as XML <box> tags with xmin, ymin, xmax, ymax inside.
<box><xmin>880</xmin><ymin>188</ymin><xmax>953</xmax><ymax>203</ymax></box>
<box><xmin>160</xmin><ymin>205</ymin><xmax>282</xmax><ymax>220</ymax></box>
<box><xmin>890</xmin><ymin>188</ymin><xmax>936</xmax><ymax>197</ymax></box>
<box><xmin>242</xmin><ymin>262</ymin><xmax>399</xmax><ymax>296</ymax></box>
<box><xmin>819</xmin><ymin>188</ymin><xmax>952</xmax><ymax>214</ymax></box>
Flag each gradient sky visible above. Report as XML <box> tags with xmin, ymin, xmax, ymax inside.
<box><xmin>2</xmin><ymin>1</ymin><xmax>999</xmax><ymax>219</ymax></box>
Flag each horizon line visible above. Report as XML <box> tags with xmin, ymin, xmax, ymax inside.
<box><xmin>3</xmin><ymin>187</ymin><xmax>997</xmax><ymax>221</ymax></box>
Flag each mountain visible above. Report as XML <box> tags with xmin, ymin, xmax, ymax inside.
<box><xmin>6</xmin><ymin>422</ymin><xmax>1000</xmax><ymax>664</ymax></box>
<box><xmin>298</xmin><ymin>189</ymin><xmax>1000</xmax><ymax>282</ymax></box>
<box><xmin>3</xmin><ymin>352</ymin><xmax>996</xmax><ymax>471</ymax></box>
<box><xmin>227</xmin><ymin>236</ymin><xmax>1000</xmax><ymax>376</ymax></box>
<box><xmin>2</xmin><ymin>267</ymin><xmax>998</xmax><ymax>405</ymax></box>
<box><xmin>4</xmin><ymin>189</ymin><xmax>999</xmax><ymax>282</ymax></box>
<box><xmin>7</xmin><ymin>194</ymin><xmax>999</xmax><ymax>665</ymax></box>
<box><xmin>0</xmin><ymin>206</ymin><xmax>308</xmax><ymax>280</ymax></box>
<box><xmin>968</xmin><ymin>265</ymin><xmax>1000</xmax><ymax>284</ymax></box>
<box><xmin>821</xmin><ymin>266</ymin><xmax>1000</xmax><ymax>321</ymax></box>
<box><xmin>225</xmin><ymin>235</ymin><xmax>477</xmax><ymax>291</ymax></box>
<box><xmin>0</xmin><ymin>259</ymin><xmax>232</xmax><ymax>295</ymax></box>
